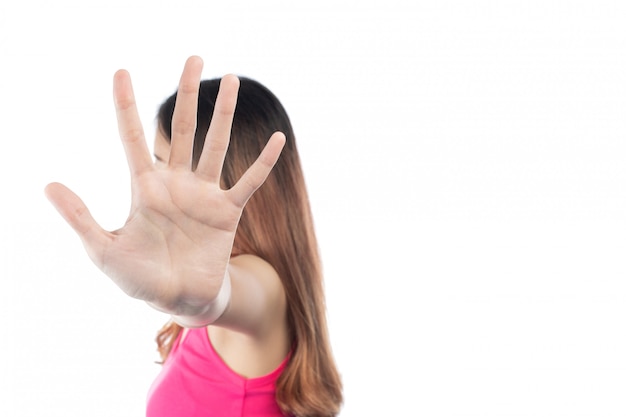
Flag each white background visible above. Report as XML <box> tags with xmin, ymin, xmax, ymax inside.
<box><xmin>1</xmin><ymin>1</ymin><xmax>625</xmax><ymax>416</ymax></box>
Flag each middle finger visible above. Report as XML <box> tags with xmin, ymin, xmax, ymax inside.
<box><xmin>168</xmin><ymin>56</ymin><xmax>203</xmax><ymax>169</ymax></box>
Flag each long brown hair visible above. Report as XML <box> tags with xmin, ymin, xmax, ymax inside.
<box><xmin>155</xmin><ymin>77</ymin><xmax>342</xmax><ymax>416</ymax></box>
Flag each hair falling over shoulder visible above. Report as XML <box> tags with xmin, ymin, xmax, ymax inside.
<box><xmin>155</xmin><ymin>77</ymin><xmax>342</xmax><ymax>417</ymax></box>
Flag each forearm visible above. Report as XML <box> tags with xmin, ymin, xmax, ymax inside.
<box><xmin>147</xmin><ymin>255</ymin><xmax>285</xmax><ymax>336</ymax></box>
<box><xmin>147</xmin><ymin>270</ymin><xmax>232</xmax><ymax>328</ymax></box>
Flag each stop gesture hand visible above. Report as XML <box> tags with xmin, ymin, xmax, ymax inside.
<box><xmin>45</xmin><ymin>56</ymin><xmax>285</xmax><ymax>318</ymax></box>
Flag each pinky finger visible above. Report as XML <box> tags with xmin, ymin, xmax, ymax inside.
<box><xmin>227</xmin><ymin>132</ymin><xmax>286</xmax><ymax>207</ymax></box>
<box><xmin>44</xmin><ymin>182</ymin><xmax>112</xmax><ymax>268</ymax></box>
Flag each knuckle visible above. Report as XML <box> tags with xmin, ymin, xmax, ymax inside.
<box><xmin>242</xmin><ymin>173</ymin><xmax>261</xmax><ymax>192</ymax></box>
<box><xmin>122</xmin><ymin>127</ymin><xmax>144</xmax><ymax>143</ymax></box>
<box><xmin>115</xmin><ymin>96</ymin><xmax>135</xmax><ymax>111</ymax></box>
<box><xmin>172</xmin><ymin>119</ymin><xmax>196</xmax><ymax>135</ymax></box>
<box><xmin>179</xmin><ymin>81</ymin><xmax>197</xmax><ymax>95</ymax></box>
<box><xmin>215</xmin><ymin>103</ymin><xmax>234</xmax><ymax>118</ymax></box>
<box><xmin>205</xmin><ymin>139</ymin><xmax>227</xmax><ymax>153</ymax></box>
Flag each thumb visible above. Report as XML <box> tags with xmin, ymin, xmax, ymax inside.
<box><xmin>44</xmin><ymin>182</ymin><xmax>110</xmax><ymax>268</ymax></box>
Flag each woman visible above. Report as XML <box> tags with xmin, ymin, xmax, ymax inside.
<box><xmin>45</xmin><ymin>56</ymin><xmax>342</xmax><ymax>417</ymax></box>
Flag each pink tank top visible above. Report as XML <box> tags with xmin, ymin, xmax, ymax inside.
<box><xmin>146</xmin><ymin>327</ymin><xmax>290</xmax><ymax>417</ymax></box>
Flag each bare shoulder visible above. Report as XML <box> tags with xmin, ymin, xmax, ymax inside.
<box><xmin>230</xmin><ymin>254</ymin><xmax>283</xmax><ymax>289</ymax></box>
<box><xmin>214</xmin><ymin>254</ymin><xmax>287</xmax><ymax>338</ymax></box>
<box><xmin>209</xmin><ymin>254</ymin><xmax>290</xmax><ymax>377</ymax></box>
<box><xmin>229</xmin><ymin>254</ymin><xmax>286</xmax><ymax>312</ymax></box>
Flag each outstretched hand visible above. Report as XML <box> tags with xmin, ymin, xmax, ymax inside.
<box><xmin>45</xmin><ymin>56</ymin><xmax>286</xmax><ymax>315</ymax></box>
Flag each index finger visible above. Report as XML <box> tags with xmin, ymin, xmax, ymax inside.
<box><xmin>113</xmin><ymin>70</ymin><xmax>153</xmax><ymax>177</ymax></box>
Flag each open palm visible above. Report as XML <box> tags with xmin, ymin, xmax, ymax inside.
<box><xmin>45</xmin><ymin>57</ymin><xmax>285</xmax><ymax>315</ymax></box>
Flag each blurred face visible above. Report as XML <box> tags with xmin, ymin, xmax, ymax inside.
<box><xmin>153</xmin><ymin>130</ymin><xmax>170</xmax><ymax>167</ymax></box>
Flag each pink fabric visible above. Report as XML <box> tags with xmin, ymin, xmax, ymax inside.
<box><xmin>146</xmin><ymin>327</ymin><xmax>289</xmax><ymax>417</ymax></box>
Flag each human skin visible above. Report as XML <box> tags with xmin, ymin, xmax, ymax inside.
<box><xmin>45</xmin><ymin>56</ymin><xmax>290</xmax><ymax>377</ymax></box>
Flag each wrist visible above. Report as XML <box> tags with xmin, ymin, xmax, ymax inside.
<box><xmin>169</xmin><ymin>269</ymin><xmax>232</xmax><ymax>328</ymax></box>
